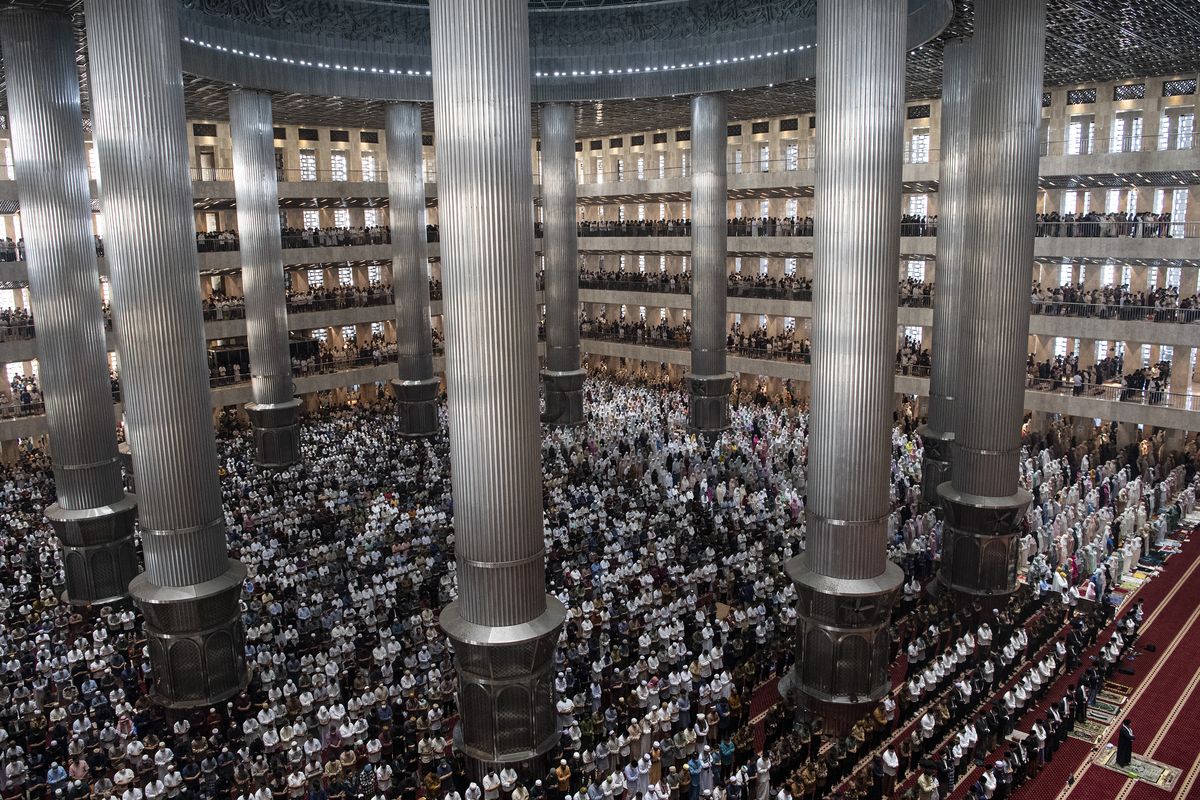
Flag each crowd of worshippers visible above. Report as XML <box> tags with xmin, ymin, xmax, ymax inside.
<box><xmin>573</xmin><ymin>217</ymin><xmax>938</xmax><ymax>239</ymax></box>
<box><xmin>0</xmin><ymin>307</ymin><xmax>34</xmax><ymax>342</ymax></box>
<box><xmin>725</xmin><ymin>323</ymin><xmax>808</xmax><ymax>363</ymax></box>
<box><xmin>1034</xmin><ymin>212</ymin><xmax>1176</xmax><ymax>239</ymax></box>
<box><xmin>200</xmin><ymin>278</ymin><xmax>453</xmax><ymax>323</ymax></box>
<box><xmin>1026</xmin><ymin>353</ymin><xmax>1175</xmax><ymax>403</ymax></box>
<box><xmin>0</xmin><ymin>238</ymin><xmax>25</xmax><ymax>262</ymax></box>
<box><xmin>0</xmin><ymin>370</ymin><xmax>41</xmax><ymax>418</ymax></box>
<box><xmin>2</xmin><ymin>375</ymin><xmax>1196</xmax><ymax>800</ymax></box>
<box><xmin>755</xmin><ymin>587</ymin><xmax>1142</xmax><ymax>800</ymax></box>
<box><xmin>896</xmin><ymin>338</ymin><xmax>931</xmax><ymax>377</ymax></box>
<box><xmin>284</xmin><ymin>286</ymin><xmax>395</xmax><ymax>313</ymax></box>
<box><xmin>578</xmin><ymin>271</ymin><xmax>693</xmax><ymax>296</ymax></box>
<box><xmin>576</xmin><ymin>271</ymin><xmax>933</xmax><ymax>307</ymax></box>
<box><xmin>1031</xmin><ymin>283</ymin><xmax>1200</xmax><ymax>323</ymax></box>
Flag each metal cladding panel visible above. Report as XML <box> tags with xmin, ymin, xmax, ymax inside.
<box><xmin>541</xmin><ymin>103</ymin><xmax>581</xmax><ymax>374</ymax></box>
<box><xmin>690</xmin><ymin>93</ymin><xmax>728</xmax><ymax>378</ymax></box>
<box><xmin>430</xmin><ymin>0</ymin><xmax>547</xmax><ymax>628</ymax></box>
<box><xmin>386</xmin><ymin>102</ymin><xmax>436</xmax><ymax>383</ymax></box>
<box><xmin>807</xmin><ymin>0</ymin><xmax>905</xmax><ymax>582</ymax></box>
<box><xmin>228</xmin><ymin>90</ymin><xmax>294</xmax><ymax>407</ymax></box>
<box><xmin>85</xmin><ymin>0</ymin><xmax>227</xmax><ymax>585</ymax></box>
<box><xmin>953</xmin><ymin>0</ymin><xmax>1047</xmax><ymax>499</ymax></box>
<box><xmin>0</xmin><ymin>10</ymin><xmax>124</xmax><ymax>511</ymax></box>
<box><xmin>926</xmin><ymin>36</ymin><xmax>972</xmax><ymax>440</ymax></box>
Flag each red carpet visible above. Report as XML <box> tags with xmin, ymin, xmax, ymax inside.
<box><xmin>1125</xmin><ymin>664</ymin><xmax>1200</xmax><ymax>800</ymax></box>
<box><xmin>939</xmin><ymin>527</ymin><xmax>1200</xmax><ymax>800</ymax></box>
<box><xmin>1051</xmin><ymin>529</ymin><xmax>1200</xmax><ymax>800</ymax></box>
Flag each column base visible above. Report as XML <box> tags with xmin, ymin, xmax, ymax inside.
<box><xmin>390</xmin><ymin>377</ymin><xmax>441</xmax><ymax>437</ymax></box>
<box><xmin>440</xmin><ymin>596</ymin><xmax>566</xmax><ymax>776</ymax></box>
<box><xmin>936</xmin><ymin>483</ymin><xmax>1032</xmax><ymax>598</ymax></box>
<box><xmin>917</xmin><ymin>425</ymin><xmax>954</xmax><ymax>511</ymax></box>
<box><xmin>784</xmin><ymin>554</ymin><xmax>903</xmax><ymax>735</ymax></box>
<box><xmin>245</xmin><ymin>399</ymin><xmax>302</xmax><ymax>467</ymax></box>
<box><xmin>46</xmin><ymin>493</ymin><xmax>139</xmax><ymax>606</ymax></box>
<box><xmin>118</xmin><ymin>442</ymin><xmax>135</xmax><ymax>494</ymax></box>
<box><xmin>541</xmin><ymin>369</ymin><xmax>586</xmax><ymax>427</ymax></box>
<box><xmin>130</xmin><ymin>561</ymin><xmax>250</xmax><ymax>708</ymax></box>
<box><xmin>687</xmin><ymin>373</ymin><xmax>733</xmax><ymax>437</ymax></box>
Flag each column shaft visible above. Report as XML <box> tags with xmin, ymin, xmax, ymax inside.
<box><xmin>0</xmin><ymin>10</ymin><xmax>137</xmax><ymax>604</ymax></box>
<box><xmin>429</xmin><ymin>0</ymin><xmax>564</xmax><ymax>772</ymax></box>
<box><xmin>939</xmin><ymin>0</ymin><xmax>1045</xmax><ymax>597</ymax></box>
<box><xmin>86</xmin><ymin>0</ymin><xmax>247</xmax><ymax>706</ymax></box>
<box><xmin>688</xmin><ymin>93</ymin><xmax>732</xmax><ymax>434</ymax></box>
<box><xmin>540</xmin><ymin>103</ymin><xmax>585</xmax><ymax>426</ymax></box>
<box><xmin>229</xmin><ymin>90</ymin><xmax>301</xmax><ymax>466</ymax></box>
<box><xmin>785</xmin><ymin>0</ymin><xmax>905</xmax><ymax>733</ymax></box>
<box><xmin>919</xmin><ymin>37</ymin><xmax>972</xmax><ymax>506</ymax></box>
<box><xmin>386</xmin><ymin>102</ymin><xmax>440</xmax><ymax>436</ymax></box>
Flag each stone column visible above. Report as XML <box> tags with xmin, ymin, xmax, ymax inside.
<box><xmin>688</xmin><ymin>93</ymin><xmax>733</xmax><ymax>435</ymax></box>
<box><xmin>919</xmin><ymin>37</ymin><xmax>972</xmax><ymax>507</ymax></box>
<box><xmin>228</xmin><ymin>90</ymin><xmax>301</xmax><ymax>466</ymax></box>
<box><xmin>385</xmin><ymin>102</ymin><xmax>439</xmax><ymax>436</ymax></box>
<box><xmin>0</xmin><ymin>9</ymin><xmax>138</xmax><ymax>605</ymax></box>
<box><xmin>1168</xmin><ymin>347</ymin><xmax>1193</xmax><ymax>396</ymax></box>
<box><xmin>85</xmin><ymin>0</ymin><xmax>247</xmax><ymax>706</ymax></box>
<box><xmin>540</xmin><ymin>103</ymin><xmax>586</xmax><ymax>426</ymax></box>
<box><xmin>938</xmin><ymin>0</ymin><xmax>1045</xmax><ymax>598</ymax></box>
<box><xmin>784</xmin><ymin>0</ymin><xmax>905</xmax><ymax>734</ymax></box>
<box><xmin>429</xmin><ymin>0</ymin><xmax>564</xmax><ymax>774</ymax></box>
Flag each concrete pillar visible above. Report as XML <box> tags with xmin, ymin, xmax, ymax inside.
<box><xmin>784</xmin><ymin>0</ymin><xmax>905</xmax><ymax>734</ymax></box>
<box><xmin>86</xmin><ymin>0</ymin><xmax>247</xmax><ymax>706</ymax></box>
<box><xmin>920</xmin><ymin>37</ymin><xmax>972</xmax><ymax>507</ymax></box>
<box><xmin>228</xmin><ymin>90</ymin><xmax>301</xmax><ymax>466</ymax></box>
<box><xmin>688</xmin><ymin>94</ymin><xmax>733</xmax><ymax>435</ymax></box>
<box><xmin>386</xmin><ymin>102</ymin><xmax>440</xmax><ymax>436</ymax></box>
<box><xmin>938</xmin><ymin>0</ymin><xmax>1045</xmax><ymax>599</ymax></box>
<box><xmin>1169</xmin><ymin>347</ymin><xmax>1193</xmax><ymax>395</ymax></box>
<box><xmin>429</xmin><ymin>0</ymin><xmax>564</xmax><ymax>774</ymax></box>
<box><xmin>540</xmin><ymin>103</ymin><xmax>586</xmax><ymax>425</ymax></box>
<box><xmin>0</xmin><ymin>10</ymin><xmax>138</xmax><ymax>605</ymax></box>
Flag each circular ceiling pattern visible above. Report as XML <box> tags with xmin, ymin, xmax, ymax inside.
<box><xmin>176</xmin><ymin>0</ymin><xmax>952</xmax><ymax>103</ymax></box>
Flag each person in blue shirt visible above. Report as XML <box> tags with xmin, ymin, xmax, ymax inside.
<box><xmin>687</xmin><ymin>756</ymin><xmax>702</xmax><ymax>800</ymax></box>
<box><xmin>46</xmin><ymin>762</ymin><xmax>68</xmax><ymax>788</ymax></box>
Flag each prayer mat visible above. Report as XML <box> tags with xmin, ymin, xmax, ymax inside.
<box><xmin>1092</xmin><ymin>699</ymin><xmax>1122</xmax><ymax>716</ymax></box>
<box><xmin>1097</xmin><ymin>690</ymin><xmax>1128</xmax><ymax>706</ymax></box>
<box><xmin>1088</xmin><ymin>706</ymin><xmax>1117</xmax><ymax>724</ymax></box>
<box><xmin>1069</xmin><ymin>720</ymin><xmax>1109</xmax><ymax>745</ymax></box>
<box><xmin>1094</xmin><ymin>746</ymin><xmax>1182</xmax><ymax>791</ymax></box>
<box><xmin>1104</xmin><ymin>682</ymin><xmax>1133</xmax><ymax>695</ymax></box>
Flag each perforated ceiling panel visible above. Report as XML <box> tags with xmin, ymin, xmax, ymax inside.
<box><xmin>0</xmin><ymin>0</ymin><xmax>1197</xmax><ymax>139</ymax></box>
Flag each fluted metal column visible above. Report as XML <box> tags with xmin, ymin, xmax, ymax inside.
<box><xmin>86</xmin><ymin>0</ymin><xmax>247</xmax><ymax>707</ymax></box>
<box><xmin>229</xmin><ymin>90</ymin><xmax>301</xmax><ymax>466</ymax></box>
<box><xmin>430</xmin><ymin>0</ymin><xmax>564</xmax><ymax>774</ymax></box>
<box><xmin>386</xmin><ymin>102</ymin><xmax>440</xmax><ymax>436</ymax></box>
<box><xmin>688</xmin><ymin>93</ymin><xmax>732</xmax><ymax>435</ymax></box>
<box><xmin>919</xmin><ymin>37</ymin><xmax>972</xmax><ymax>508</ymax></box>
<box><xmin>938</xmin><ymin>0</ymin><xmax>1044</xmax><ymax>598</ymax></box>
<box><xmin>784</xmin><ymin>0</ymin><xmax>904</xmax><ymax>734</ymax></box>
<box><xmin>0</xmin><ymin>9</ymin><xmax>138</xmax><ymax>605</ymax></box>
<box><xmin>540</xmin><ymin>103</ymin><xmax>585</xmax><ymax>426</ymax></box>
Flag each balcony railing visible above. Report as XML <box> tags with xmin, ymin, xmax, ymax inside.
<box><xmin>1028</xmin><ymin>379</ymin><xmax>1199</xmax><ymax>411</ymax></box>
<box><xmin>0</xmin><ymin>321</ymin><xmax>35</xmax><ymax>342</ymax></box>
<box><xmin>1031</xmin><ymin>300</ymin><xmax>1200</xmax><ymax>323</ymax></box>
<box><xmin>1034</xmin><ymin>218</ymin><xmax>1198</xmax><ymax>239</ymax></box>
